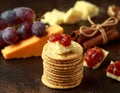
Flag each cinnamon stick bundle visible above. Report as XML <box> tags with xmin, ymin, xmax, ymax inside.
<box><xmin>70</xmin><ymin>17</ymin><xmax>120</xmax><ymax>49</ymax></box>
<box><xmin>70</xmin><ymin>26</ymin><xmax>113</xmax><ymax>44</ymax></box>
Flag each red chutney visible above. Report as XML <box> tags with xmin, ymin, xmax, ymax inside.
<box><xmin>106</xmin><ymin>61</ymin><xmax>120</xmax><ymax>76</ymax></box>
<box><xmin>49</xmin><ymin>34</ymin><xmax>71</xmax><ymax>46</ymax></box>
<box><xmin>84</xmin><ymin>47</ymin><xmax>104</xmax><ymax>68</ymax></box>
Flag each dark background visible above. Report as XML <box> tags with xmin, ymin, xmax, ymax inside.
<box><xmin>0</xmin><ymin>0</ymin><xmax>120</xmax><ymax>93</ymax></box>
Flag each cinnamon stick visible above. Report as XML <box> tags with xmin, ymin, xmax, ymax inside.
<box><xmin>82</xmin><ymin>28</ymin><xmax>120</xmax><ymax>49</ymax></box>
<box><xmin>70</xmin><ymin>29</ymin><xmax>92</xmax><ymax>44</ymax></box>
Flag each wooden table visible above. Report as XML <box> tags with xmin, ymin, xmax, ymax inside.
<box><xmin>0</xmin><ymin>0</ymin><xmax>120</xmax><ymax>93</ymax></box>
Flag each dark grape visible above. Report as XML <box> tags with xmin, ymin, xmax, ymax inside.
<box><xmin>13</xmin><ymin>7</ymin><xmax>36</xmax><ymax>23</ymax></box>
<box><xmin>0</xmin><ymin>19</ymin><xmax>8</xmax><ymax>30</ymax></box>
<box><xmin>0</xmin><ymin>31</ymin><xmax>6</xmax><ymax>47</ymax></box>
<box><xmin>32</xmin><ymin>21</ymin><xmax>45</xmax><ymax>37</ymax></box>
<box><xmin>2</xmin><ymin>27</ymin><xmax>19</xmax><ymax>44</ymax></box>
<box><xmin>1</xmin><ymin>10</ymin><xmax>18</xmax><ymax>24</ymax></box>
<box><xmin>17</xmin><ymin>22</ymin><xmax>32</xmax><ymax>39</ymax></box>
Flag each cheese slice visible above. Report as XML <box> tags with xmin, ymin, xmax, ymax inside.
<box><xmin>1</xmin><ymin>25</ymin><xmax>63</xmax><ymax>59</ymax></box>
<box><xmin>83</xmin><ymin>49</ymin><xmax>109</xmax><ymax>69</ymax></box>
<box><xmin>106</xmin><ymin>61</ymin><xmax>120</xmax><ymax>81</ymax></box>
<box><xmin>106</xmin><ymin>72</ymin><xmax>120</xmax><ymax>81</ymax></box>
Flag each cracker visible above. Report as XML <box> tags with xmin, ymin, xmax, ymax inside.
<box><xmin>42</xmin><ymin>74</ymin><xmax>83</xmax><ymax>85</ymax></box>
<box><xmin>43</xmin><ymin>69</ymin><xmax>83</xmax><ymax>79</ymax></box>
<box><xmin>42</xmin><ymin>53</ymin><xmax>83</xmax><ymax>67</ymax></box>
<box><xmin>42</xmin><ymin>42</ymin><xmax>83</xmax><ymax>61</ymax></box>
<box><xmin>43</xmin><ymin>60</ymin><xmax>83</xmax><ymax>71</ymax></box>
<box><xmin>42</xmin><ymin>53</ymin><xmax>82</xmax><ymax>64</ymax></box>
<box><xmin>43</xmin><ymin>63</ymin><xmax>83</xmax><ymax>75</ymax></box>
<box><xmin>41</xmin><ymin>75</ymin><xmax>82</xmax><ymax>89</ymax></box>
<box><xmin>43</xmin><ymin>69</ymin><xmax>83</xmax><ymax>81</ymax></box>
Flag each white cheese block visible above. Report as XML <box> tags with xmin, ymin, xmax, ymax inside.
<box><xmin>41</xmin><ymin>9</ymin><xmax>65</xmax><ymax>25</ymax></box>
<box><xmin>63</xmin><ymin>8</ymin><xmax>82</xmax><ymax>24</ymax></box>
<box><xmin>63</xmin><ymin>1</ymin><xmax>99</xmax><ymax>24</ymax></box>
<box><xmin>73</xmin><ymin>1</ymin><xmax>99</xmax><ymax>20</ymax></box>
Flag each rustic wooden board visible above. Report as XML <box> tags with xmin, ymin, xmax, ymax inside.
<box><xmin>0</xmin><ymin>0</ymin><xmax>120</xmax><ymax>93</ymax></box>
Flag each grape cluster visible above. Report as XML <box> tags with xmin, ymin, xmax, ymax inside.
<box><xmin>0</xmin><ymin>7</ymin><xmax>46</xmax><ymax>47</ymax></box>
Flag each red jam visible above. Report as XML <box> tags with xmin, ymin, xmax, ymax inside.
<box><xmin>49</xmin><ymin>34</ymin><xmax>71</xmax><ymax>46</ymax></box>
<box><xmin>84</xmin><ymin>47</ymin><xmax>104</xmax><ymax>68</ymax></box>
<box><xmin>106</xmin><ymin>61</ymin><xmax>120</xmax><ymax>76</ymax></box>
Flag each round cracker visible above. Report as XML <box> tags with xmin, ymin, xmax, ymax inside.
<box><xmin>42</xmin><ymin>73</ymin><xmax>83</xmax><ymax>85</ymax></box>
<box><xmin>42</xmin><ymin>54</ymin><xmax>83</xmax><ymax>67</ymax></box>
<box><xmin>41</xmin><ymin>75</ymin><xmax>82</xmax><ymax>89</ymax></box>
<box><xmin>42</xmin><ymin>42</ymin><xmax>83</xmax><ymax>61</ymax></box>
<box><xmin>43</xmin><ymin>60</ymin><xmax>83</xmax><ymax>71</ymax></box>
<box><xmin>43</xmin><ymin>63</ymin><xmax>83</xmax><ymax>75</ymax></box>
<box><xmin>43</xmin><ymin>69</ymin><xmax>83</xmax><ymax>80</ymax></box>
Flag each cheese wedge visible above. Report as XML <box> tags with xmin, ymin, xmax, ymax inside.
<box><xmin>1</xmin><ymin>25</ymin><xmax>63</xmax><ymax>59</ymax></box>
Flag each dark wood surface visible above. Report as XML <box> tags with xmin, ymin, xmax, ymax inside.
<box><xmin>0</xmin><ymin>0</ymin><xmax>120</xmax><ymax>93</ymax></box>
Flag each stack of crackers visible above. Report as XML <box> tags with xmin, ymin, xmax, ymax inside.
<box><xmin>41</xmin><ymin>42</ymin><xmax>83</xmax><ymax>89</ymax></box>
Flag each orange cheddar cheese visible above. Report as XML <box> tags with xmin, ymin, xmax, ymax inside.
<box><xmin>1</xmin><ymin>25</ymin><xmax>63</xmax><ymax>59</ymax></box>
